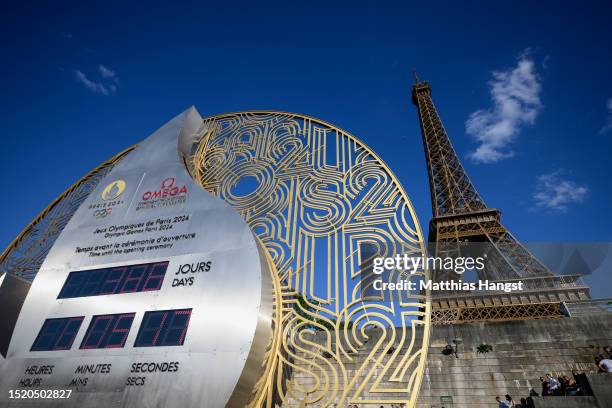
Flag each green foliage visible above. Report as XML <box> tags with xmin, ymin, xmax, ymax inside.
<box><xmin>476</xmin><ymin>343</ymin><xmax>493</xmax><ymax>354</ymax></box>
<box><xmin>293</xmin><ymin>294</ymin><xmax>354</xmax><ymax>331</ymax></box>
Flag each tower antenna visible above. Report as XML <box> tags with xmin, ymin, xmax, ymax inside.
<box><xmin>412</xmin><ymin>68</ymin><xmax>420</xmax><ymax>84</ymax></box>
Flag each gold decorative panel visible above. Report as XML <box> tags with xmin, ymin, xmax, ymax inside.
<box><xmin>191</xmin><ymin>112</ymin><xmax>431</xmax><ymax>407</ymax></box>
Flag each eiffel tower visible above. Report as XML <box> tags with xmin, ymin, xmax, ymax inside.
<box><xmin>411</xmin><ymin>71</ymin><xmax>590</xmax><ymax>324</ymax></box>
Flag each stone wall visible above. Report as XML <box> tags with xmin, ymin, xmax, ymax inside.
<box><xmin>418</xmin><ymin>315</ymin><xmax>612</xmax><ymax>408</ymax></box>
<box><xmin>530</xmin><ymin>396</ymin><xmax>598</xmax><ymax>408</ymax></box>
<box><xmin>280</xmin><ymin>315</ymin><xmax>612</xmax><ymax>408</ymax></box>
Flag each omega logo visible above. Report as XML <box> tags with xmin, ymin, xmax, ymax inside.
<box><xmin>141</xmin><ymin>177</ymin><xmax>187</xmax><ymax>201</ymax></box>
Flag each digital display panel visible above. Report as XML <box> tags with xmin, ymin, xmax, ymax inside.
<box><xmin>58</xmin><ymin>261</ymin><xmax>169</xmax><ymax>299</ymax></box>
<box><xmin>31</xmin><ymin>317</ymin><xmax>84</xmax><ymax>351</ymax></box>
<box><xmin>80</xmin><ymin>313</ymin><xmax>136</xmax><ymax>349</ymax></box>
<box><xmin>135</xmin><ymin>309</ymin><xmax>192</xmax><ymax>347</ymax></box>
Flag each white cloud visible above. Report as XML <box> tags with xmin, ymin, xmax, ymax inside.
<box><xmin>99</xmin><ymin>65</ymin><xmax>116</xmax><ymax>80</ymax></box>
<box><xmin>599</xmin><ymin>98</ymin><xmax>612</xmax><ymax>135</ymax></box>
<box><xmin>74</xmin><ymin>65</ymin><xmax>118</xmax><ymax>96</ymax></box>
<box><xmin>533</xmin><ymin>171</ymin><xmax>588</xmax><ymax>212</ymax></box>
<box><xmin>466</xmin><ymin>51</ymin><xmax>542</xmax><ymax>163</ymax></box>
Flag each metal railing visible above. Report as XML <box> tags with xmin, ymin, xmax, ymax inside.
<box><xmin>561</xmin><ymin>298</ymin><xmax>612</xmax><ymax>317</ymax></box>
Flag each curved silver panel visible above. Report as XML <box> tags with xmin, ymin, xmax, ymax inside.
<box><xmin>0</xmin><ymin>273</ymin><xmax>4</xmax><ymax>366</ymax></box>
<box><xmin>0</xmin><ymin>273</ymin><xmax>30</xmax><ymax>360</ymax></box>
<box><xmin>0</xmin><ymin>108</ymin><xmax>272</xmax><ymax>407</ymax></box>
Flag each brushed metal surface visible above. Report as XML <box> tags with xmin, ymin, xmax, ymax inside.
<box><xmin>0</xmin><ymin>274</ymin><xmax>30</xmax><ymax>358</ymax></box>
<box><xmin>0</xmin><ymin>108</ymin><xmax>272</xmax><ymax>407</ymax></box>
<box><xmin>0</xmin><ymin>273</ymin><xmax>3</xmax><ymax>366</ymax></box>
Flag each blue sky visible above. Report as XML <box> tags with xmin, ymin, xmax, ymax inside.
<box><xmin>1</xmin><ymin>1</ymin><xmax>611</xmax><ymax>295</ymax></box>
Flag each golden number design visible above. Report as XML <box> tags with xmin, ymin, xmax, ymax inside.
<box><xmin>191</xmin><ymin>112</ymin><xmax>431</xmax><ymax>407</ymax></box>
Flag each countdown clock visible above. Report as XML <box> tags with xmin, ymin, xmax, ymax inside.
<box><xmin>0</xmin><ymin>108</ymin><xmax>273</xmax><ymax>408</ymax></box>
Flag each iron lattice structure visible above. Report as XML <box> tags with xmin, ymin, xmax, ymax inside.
<box><xmin>411</xmin><ymin>75</ymin><xmax>590</xmax><ymax>324</ymax></box>
<box><xmin>431</xmin><ymin>302</ymin><xmax>564</xmax><ymax>325</ymax></box>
